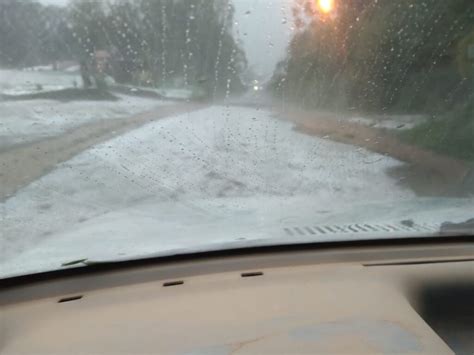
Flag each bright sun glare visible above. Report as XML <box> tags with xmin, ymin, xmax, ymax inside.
<box><xmin>318</xmin><ymin>0</ymin><xmax>334</xmax><ymax>14</ymax></box>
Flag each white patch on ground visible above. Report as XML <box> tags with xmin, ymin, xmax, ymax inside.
<box><xmin>158</xmin><ymin>88</ymin><xmax>194</xmax><ymax>99</ymax></box>
<box><xmin>0</xmin><ymin>105</ymin><xmax>424</xmax><ymax>277</ymax></box>
<box><xmin>0</xmin><ymin>69</ymin><xmax>81</xmax><ymax>96</ymax></box>
<box><xmin>120</xmin><ymin>84</ymin><xmax>195</xmax><ymax>100</ymax></box>
<box><xmin>0</xmin><ymin>68</ymin><xmax>172</xmax><ymax>147</ymax></box>
<box><xmin>349</xmin><ymin>115</ymin><xmax>429</xmax><ymax>130</ymax></box>
<box><xmin>0</xmin><ymin>94</ymin><xmax>171</xmax><ymax>147</ymax></box>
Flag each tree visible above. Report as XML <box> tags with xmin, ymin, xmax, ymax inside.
<box><xmin>0</xmin><ymin>0</ymin><xmax>69</xmax><ymax>68</ymax></box>
<box><xmin>1</xmin><ymin>0</ymin><xmax>247</xmax><ymax>97</ymax></box>
<box><xmin>271</xmin><ymin>0</ymin><xmax>473</xmax><ymax>113</ymax></box>
<box><xmin>66</xmin><ymin>0</ymin><xmax>247</xmax><ymax>96</ymax></box>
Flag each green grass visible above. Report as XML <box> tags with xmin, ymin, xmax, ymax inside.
<box><xmin>400</xmin><ymin>101</ymin><xmax>474</xmax><ymax>161</ymax></box>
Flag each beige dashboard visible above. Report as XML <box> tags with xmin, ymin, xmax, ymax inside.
<box><xmin>1</xmin><ymin>240</ymin><xmax>473</xmax><ymax>354</ymax></box>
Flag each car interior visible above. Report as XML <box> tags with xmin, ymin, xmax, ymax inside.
<box><xmin>1</xmin><ymin>237</ymin><xmax>473</xmax><ymax>354</ymax></box>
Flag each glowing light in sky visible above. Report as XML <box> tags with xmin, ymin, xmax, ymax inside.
<box><xmin>318</xmin><ymin>0</ymin><xmax>334</xmax><ymax>14</ymax></box>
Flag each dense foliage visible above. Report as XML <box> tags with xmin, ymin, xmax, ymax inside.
<box><xmin>270</xmin><ymin>0</ymin><xmax>473</xmax><ymax>160</ymax></box>
<box><xmin>0</xmin><ymin>0</ymin><xmax>247</xmax><ymax>96</ymax></box>
<box><xmin>271</xmin><ymin>0</ymin><xmax>473</xmax><ymax>114</ymax></box>
<box><xmin>0</xmin><ymin>0</ymin><xmax>68</xmax><ymax>67</ymax></box>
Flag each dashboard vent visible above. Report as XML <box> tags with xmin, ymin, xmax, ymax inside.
<box><xmin>283</xmin><ymin>222</ymin><xmax>437</xmax><ymax>237</ymax></box>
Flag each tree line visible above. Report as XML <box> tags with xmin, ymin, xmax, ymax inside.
<box><xmin>0</xmin><ymin>0</ymin><xmax>247</xmax><ymax>97</ymax></box>
<box><xmin>271</xmin><ymin>0</ymin><xmax>473</xmax><ymax>114</ymax></box>
<box><xmin>270</xmin><ymin>0</ymin><xmax>473</xmax><ymax>160</ymax></box>
<box><xmin>0</xmin><ymin>0</ymin><xmax>68</xmax><ymax>68</ymax></box>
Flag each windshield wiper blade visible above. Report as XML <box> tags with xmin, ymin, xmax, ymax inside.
<box><xmin>61</xmin><ymin>258</ymin><xmax>110</xmax><ymax>268</ymax></box>
<box><xmin>440</xmin><ymin>218</ymin><xmax>474</xmax><ymax>235</ymax></box>
<box><xmin>61</xmin><ymin>259</ymin><xmax>88</xmax><ymax>267</ymax></box>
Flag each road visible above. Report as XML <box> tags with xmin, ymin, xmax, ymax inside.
<box><xmin>1</xmin><ymin>103</ymin><xmax>416</xmax><ymax>262</ymax></box>
<box><xmin>3</xmin><ymin>89</ymin><xmax>468</xmax><ymax>202</ymax></box>
<box><xmin>229</xmin><ymin>91</ymin><xmax>470</xmax><ymax>196</ymax></box>
<box><xmin>0</xmin><ymin>102</ymin><xmax>205</xmax><ymax>201</ymax></box>
<box><xmin>2</xmin><ymin>99</ymin><xmax>473</xmax><ymax>278</ymax></box>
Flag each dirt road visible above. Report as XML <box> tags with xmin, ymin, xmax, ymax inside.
<box><xmin>0</xmin><ymin>103</ymin><xmax>205</xmax><ymax>201</ymax></box>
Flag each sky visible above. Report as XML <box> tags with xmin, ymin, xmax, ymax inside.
<box><xmin>37</xmin><ymin>0</ymin><xmax>294</xmax><ymax>80</ymax></box>
<box><xmin>232</xmin><ymin>0</ymin><xmax>293</xmax><ymax>79</ymax></box>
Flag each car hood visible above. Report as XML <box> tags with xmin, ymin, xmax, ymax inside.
<box><xmin>1</xmin><ymin>196</ymin><xmax>473</xmax><ymax>279</ymax></box>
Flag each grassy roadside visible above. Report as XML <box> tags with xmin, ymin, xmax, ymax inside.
<box><xmin>400</xmin><ymin>101</ymin><xmax>474</xmax><ymax>162</ymax></box>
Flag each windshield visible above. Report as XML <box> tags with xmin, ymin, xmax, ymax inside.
<box><xmin>1</xmin><ymin>0</ymin><xmax>473</xmax><ymax>278</ymax></box>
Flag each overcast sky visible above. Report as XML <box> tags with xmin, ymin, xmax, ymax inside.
<box><xmin>37</xmin><ymin>0</ymin><xmax>293</xmax><ymax>80</ymax></box>
<box><xmin>232</xmin><ymin>0</ymin><xmax>293</xmax><ymax>79</ymax></box>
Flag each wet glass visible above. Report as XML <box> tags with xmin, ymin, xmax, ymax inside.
<box><xmin>0</xmin><ymin>0</ymin><xmax>473</xmax><ymax>278</ymax></box>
